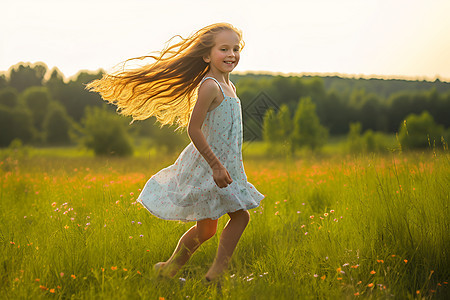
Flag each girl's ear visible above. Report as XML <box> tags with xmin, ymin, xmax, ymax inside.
<box><xmin>203</xmin><ymin>54</ymin><xmax>211</xmax><ymax>63</ymax></box>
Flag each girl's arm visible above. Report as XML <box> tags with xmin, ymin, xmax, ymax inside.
<box><xmin>188</xmin><ymin>80</ymin><xmax>233</xmax><ymax>188</ymax></box>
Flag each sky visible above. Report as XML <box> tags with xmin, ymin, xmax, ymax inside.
<box><xmin>1</xmin><ymin>0</ymin><xmax>450</xmax><ymax>82</ymax></box>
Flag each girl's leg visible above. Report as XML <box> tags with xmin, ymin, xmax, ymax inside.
<box><xmin>205</xmin><ymin>209</ymin><xmax>250</xmax><ymax>281</ymax></box>
<box><xmin>158</xmin><ymin>218</ymin><xmax>218</xmax><ymax>277</ymax></box>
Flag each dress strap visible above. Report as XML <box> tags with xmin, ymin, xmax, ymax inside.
<box><xmin>200</xmin><ymin>76</ymin><xmax>226</xmax><ymax>98</ymax></box>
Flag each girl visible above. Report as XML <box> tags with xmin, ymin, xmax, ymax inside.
<box><xmin>86</xmin><ymin>23</ymin><xmax>265</xmax><ymax>282</ymax></box>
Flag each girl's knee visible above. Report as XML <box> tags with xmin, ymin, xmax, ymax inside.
<box><xmin>196</xmin><ymin>219</ymin><xmax>218</xmax><ymax>242</ymax></box>
<box><xmin>197</xmin><ymin>227</ymin><xmax>216</xmax><ymax>242</ymax></box>
<box><xmin>229</xmin><ymin>209</ymin><xmax>250</xmax><ymax>225</ymax></box>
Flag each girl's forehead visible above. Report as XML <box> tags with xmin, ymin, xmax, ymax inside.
<box><xmin>214</xmin><ymin>30</ymin><xmax>240</xmax><ymax>46</ymax></box>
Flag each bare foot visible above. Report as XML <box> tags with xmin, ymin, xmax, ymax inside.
<box><xmin>205</xmin><ymin>263</ymin><xmax>226</xmax><ymax>281</ymax></box>
<box><xmin>154</xmin><ymin>262</ymin><xmax>179</xmax><ymax>278</ymax></box>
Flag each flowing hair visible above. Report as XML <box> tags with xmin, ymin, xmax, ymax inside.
<box><xmin>85</xmin><ymin>23</ymin><xmax>244</xmax><ymax>132</ymax></box>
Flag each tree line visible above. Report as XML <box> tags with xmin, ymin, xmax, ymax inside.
<box><xmin>0</xmin><ymin>62</ymin><xmax>449</xmax><ymax>155</ymax></box>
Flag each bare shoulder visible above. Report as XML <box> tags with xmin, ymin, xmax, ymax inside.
<box><xmin>198</xmin><ymin>78</ymin><xmax>221</xmax><ymax>99</ymax></box>
<box><xmin>187</xmin><ymin>79</ymin><xmax>220</xmax><ymax>133</ymax></box>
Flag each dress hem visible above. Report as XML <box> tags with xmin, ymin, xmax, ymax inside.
<box><xmin>137</xmin><ymin>197</ymin><xmax>263</xmax><ymax>223</ymax></box>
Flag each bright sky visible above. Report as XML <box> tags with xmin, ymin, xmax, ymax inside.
<box><xmin>1</xmin><ymin>0</ymin><xmax>450</xmax><ymax>81</ymax></box>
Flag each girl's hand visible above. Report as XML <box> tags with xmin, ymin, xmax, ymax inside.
<box><xmin>212</xmin><ymin>165</ymin><xmax>233</xmax><ymax>188</ymax></box>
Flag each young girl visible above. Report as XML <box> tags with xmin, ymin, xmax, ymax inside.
<box><xmin>86</xmin><ymin>23</ymin><xmax>265</xmax><ymax>282</ymax></box>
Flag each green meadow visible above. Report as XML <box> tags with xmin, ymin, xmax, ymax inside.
<box><xmin>0</xmin><ymin>144</ymin><xmax>448</xmax><ymax>299</ymax></box>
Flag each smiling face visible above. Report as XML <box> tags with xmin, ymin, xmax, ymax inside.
<box><xmin>204</xmin><ymin>29</ymin><xmax>241</xmax><ymax>73</ymax></box>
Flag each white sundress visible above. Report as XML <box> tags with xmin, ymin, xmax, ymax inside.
<box><xmin>137</xmin><ymin>76</ymin><xmax>265</xmax><ymax>222</ymax></box>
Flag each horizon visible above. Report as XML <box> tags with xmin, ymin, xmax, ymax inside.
<box><xmin>1</xmin><ymin>61</ymin><xmax>449</xmax><ymax>84</ymax></box>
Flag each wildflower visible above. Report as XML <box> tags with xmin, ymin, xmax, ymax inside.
<box><xmin>337</xmin><ymin>277</ymin><xmax>342</xmax><ymax>280</ymax></box>
<box><xmin>275</xmin><ymin>211</ymin><xmax>279</xmax><ymax>215</ymax></box>
<box><xmin>130</xmin><ymin>192</ymin><xmax>134</xmax><ymax>196</ymax></box>
<box><xmin>309</xmin><ymin>215</ymin><xmax>314</xmax><ymax>219</ymax></box>
<box><xmin>368</xmin><ymin>283</ymin><xmax>374</xmax><ymax>287</ymax></box>
<box><xmin>131</xmin><ymin>221</ymin><xmax>135</xmax><ymax>224</ymax></box>
<box><xmin>138</xmin><ymin>222</ymin><xmax>142</xmax><ymax>225</ymax></box>
<box><xmin>324</xmin><ymin>213</ymin><xmax>328</xmax><ymax>217</ymax></box>
<box><xmin>140</xmin><ymin>235</ymin><xmax>143</xmax><ymax>237</ymax></box>
<box><xmin>123</xmin><ymin>268</ymin><xmax>128</xmax><ymax>271</ymax></box>
<box><xmin>301</xmin><ymin>225</ymin><xmax>306</xmax><ymax>228</ymax></box>
<box><xmin>391</xmin><ymin>254</ymin><xmax>396</xmax><ymax>257</ymax></box>
<box><xmin>51</xmin><ymin>202</ymin><xmax>57</xmax><ymax>207</ymax></box>
<box><xmin>357</xmin><ymin>281</ymin><xmax>362</xmax><ymax>285</ymax></box>
<box><xmin>101</xmin><ymin>268</ymin><xmax>105</xmax><ymax>272</ymax></box>
<box><xmin>336</xmin><ymin>267</ymin><xmax>341</xmax><ymax>273</ymax></box>
<box><xmin>111</xmin><ymin>266</ymin><xmax>117</xmax><ymax>271</ymax></box>
<box><xmin>10</xmin><ymin>241</ymin><xmax>15</xmax><ymax>245</ymax></box>
<box><xmin>60</xmin><ymin>272</ymin><xmax>64</xmax><ymax>277</ymax></box>
<box><xmin>313</xmin><ymin>274</ymin><xmax>318</xmax><ymax>277</ymax></box>
<box><xmin>304</xmin><ymin>232</ymin><xmax>308</xmax><ymax>235</ymax></box>
<box><xmin>321</xmin><ymin>275</ymin><xmax>326</xmax><ymax>280</ymax></box>
<box><xmin>39</xmin><ymin>285</ymin><xmax>47</xmax><ymax>290</ymax></box>
<box><xmin>129</xmin><ymin>236</ymin><xmax>133</xmax><ymax>239</ymax></box>
<box><xmin>297</xmin><ymin>211</ymin><xmax>301</xmax><ymax>214</ymax></box>
<box><xmin>275</xmin><ymin>201</ymin><xmax>280</xmax><ymax>205</ymax></box>
<box><xmin>354</xmin><ymin>292</ymin><xmax>360</xmax><ymax>296</ymax></box>
<box><xmin>404</xmin><ymin>259</ymin><xmax>408</xmax><ymax>263</ymax></box>
<box><xmin>370</xmin><ymin>270</ymin><xmax>376</xmax><ymax>274</ymax></box>
<box><xmin>342</xmin><ymin>263</ymin><xmax>349</xmax><ymax>267</ymax></box>
<box><xmin>71</xmin><ymin>274</ymin><xmax>76</xmax><ymax>279</ymax></box>
<box><xmin>377</xmin><ymin>259</ymin><xmax>384</xmax><ymax>263</ymax></box>
<box><xmin>302</xmin><ymin>203</ymin><xmax>305</xmax><ymax>205</ymax></box>
<box><xmin>86</xmin><ymin>223</ymin><xmax>90</xmax><ymax>226</ymax></box>
<box><xmin>50</xmin><ymin>289</ymin><xmax>55</xmax><ymax>293</ymax></box>
<box><xmin>416</xmin><ymin>290</ymin><xmax>420</xmax><ymax>294</ymax></box>
<box><xmin>137</xmin><ymin>270</ymin><xmax>141</xmax><ymax>275</ymax></box>
<box><xmin>35</xmin><ymin>278</ymin><xmax>40</xmax><ymax>282</ymax></box>
<box><xmin>330</xmin><ymin>210</ymin><xmax>335</xmax><ymax>213</ymax></box>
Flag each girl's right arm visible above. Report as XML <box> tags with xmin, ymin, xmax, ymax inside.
<box><xmin>187</xmin><ymin>80</ymin><xmax>233</xmax><ymax>188</ymax></box>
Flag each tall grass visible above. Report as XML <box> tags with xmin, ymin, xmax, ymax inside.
<box><xmin>0</xmin><ymin>149</ymin><xmax>448</xmax><ymax>299</ymax></box>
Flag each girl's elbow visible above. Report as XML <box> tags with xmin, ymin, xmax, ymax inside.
<box><xmin>187</xmin><ymin>126</ymin><xmax>199</xmax><ymax>139</ymax></box>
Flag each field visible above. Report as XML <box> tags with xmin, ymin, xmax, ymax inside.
<box><xmin>0</xmin><ymin>145</ymin><xmax>449</xmax><ymax>299</ymax></box>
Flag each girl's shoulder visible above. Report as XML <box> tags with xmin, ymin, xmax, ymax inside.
<box><xmin>198</xmin><ymin>78</ymin><xmax>222</xmax><ymax>98</ymax></box>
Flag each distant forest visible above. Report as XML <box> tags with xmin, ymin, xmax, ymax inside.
<box><xmin>0</xmin><ymin>62</ymin><xmax>449</xmax><ymax>148</ymax></box>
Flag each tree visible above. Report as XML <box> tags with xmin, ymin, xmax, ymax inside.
<box><xmin>0</xmin><ymin>106</ymin><xmax>35</xmax><ymax>147</ymax></box>
<box><xmin>43</xmin><ymin>103</ymin><xmax>73</xmax><ymax>145</ymax></box>
<box><xmin>22</xmin><ymin>86</ymin><xmax>52</xmax><ymax>131</ymax></box>
<box><xmin>262</xmin><ymin>107</ymin><xmax>279</xmax><ymax>144</ymax></box>
<box><xmin>9</xmin><ymin>63</ymin><xmax>47</xmax><ymax>92</ymax></box>
<box><xmin>0</xmin><ymin>87</ymin><xmax>19</xmax><ymax>108</ymax></box>
<box><xmin>277</xmin><ymin>104</ymin><xmax>292</xmax><ymax>142</ymax></box>
<box><xmin>398</xmin><ymin>111</ymin><xmax>445</xmax><ymax>149</ymax></box>
<box><xmin>291</xmin><ymin>97</ymin><xmax>328</xmax><ymax>151</ymax></box>
<box><xmin>81</xmin><ymin>106</ymin><xmax>133</xmax><ymax>156</ymax></box>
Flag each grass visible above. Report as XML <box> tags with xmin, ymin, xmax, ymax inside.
<box><xmin>0</xmin><ymin>146</ymin><xmax>449</xmax><ymax>299</ymax></box>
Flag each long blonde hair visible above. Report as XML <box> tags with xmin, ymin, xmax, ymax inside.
<box><xmin>85</xmin><ymin>23</ymin><xmax>244</xmax><ymax>132</ymax></box>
